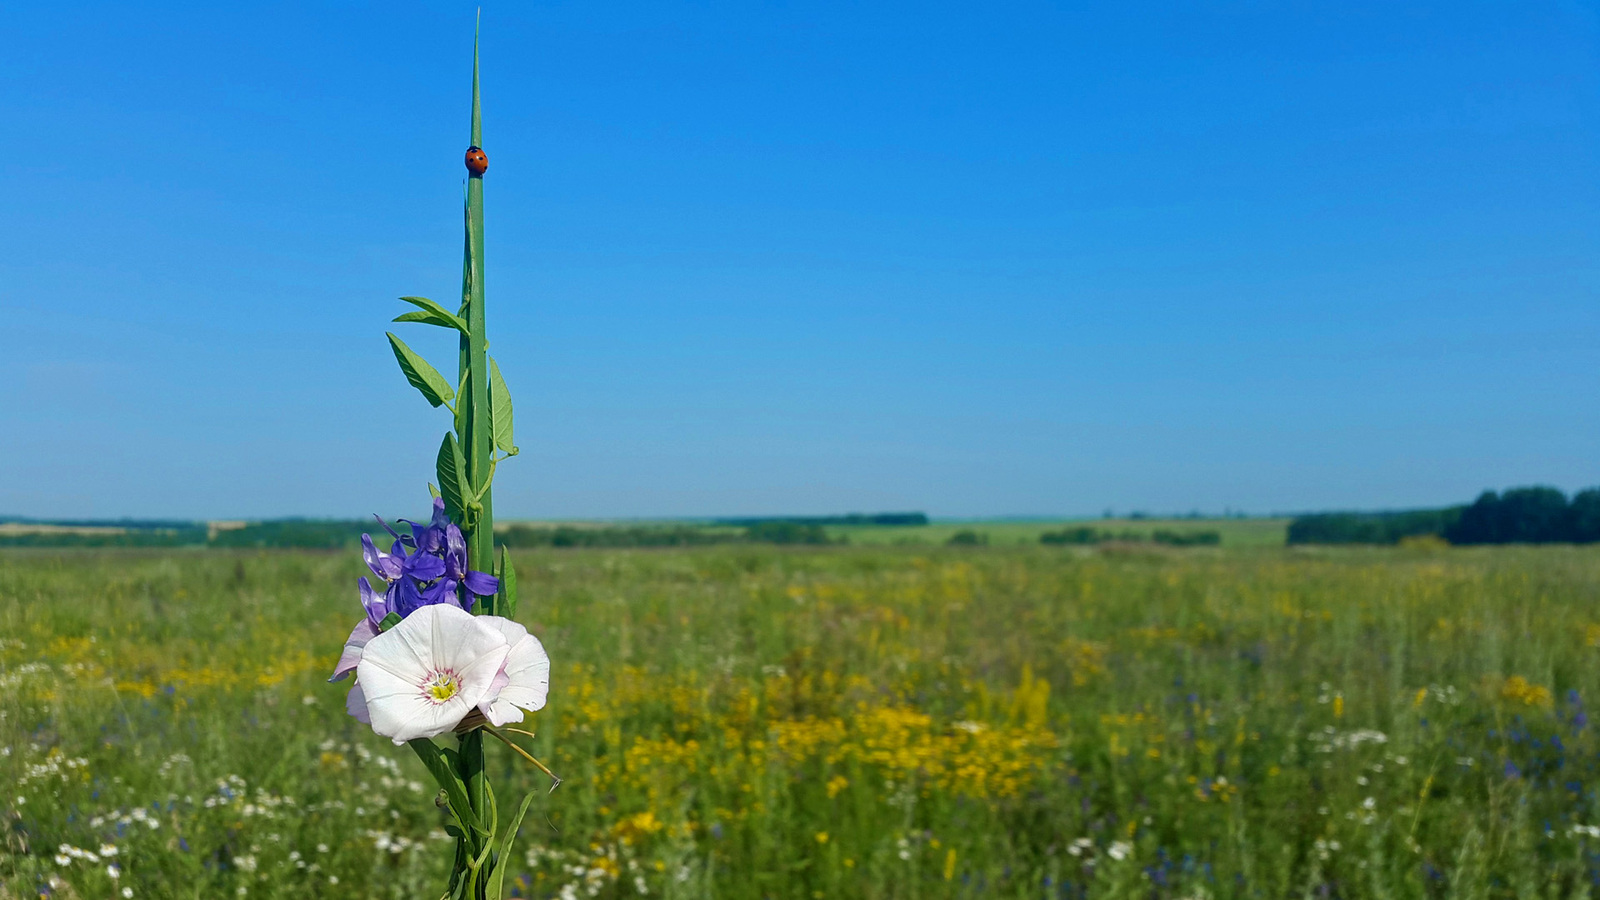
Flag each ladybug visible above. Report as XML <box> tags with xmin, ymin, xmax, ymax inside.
<box><xmin>465</xmin><ymin>146</ymin><xmax>488</xmax><ymax>177</ymax></box>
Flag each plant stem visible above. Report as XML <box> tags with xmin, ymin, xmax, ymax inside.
<box><xmin>457</xmin><ymin>22</ymin><xmax>494</xmax><ymax>900</ymax></box>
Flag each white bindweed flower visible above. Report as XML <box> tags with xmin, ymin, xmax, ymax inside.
<box><xmin>353</xmin><ymin>605</ymin><xmax>510</xmax><ymax>744</ymax></box>
<box><xmin>477</xmin><ymin>617</ymin><xmax>552</xmax><ymax>726</ymax></box>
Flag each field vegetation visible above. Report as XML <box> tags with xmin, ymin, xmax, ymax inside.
<box><xmin>4</xmin><ymin>542</ymin><xmax>1600</xmax><ymax>898</ymax></box>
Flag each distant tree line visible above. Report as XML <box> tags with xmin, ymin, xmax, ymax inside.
<box><xmin>483</xmin><ymin>521</ymin><xmax>842</xmax><ymax>548</ymax></box>
<box><xmin>0</xmin><ymin>517</ymin><xmax>856</xmax><ymax>550</ymax></box>
<box><xmin>716</xmin><ymin>512</ymin><xmax>927</xmax><ymax>527</ymax></box>
<box><xmin>1286</xmin><ymin>508</ymin><xmax>1462</xmax><ymax>546</ymax></box>
<box><xmin>1039</xmin><ymin>527</ymin><xmax>1220</xmax><ymax>547</ymax></box>
<box><xmin>498</xmin><ymin>524</ymin><xmax>736</xmax><ymax>548</ymax></box>
<box><xmin>1286</xmin><ymin>486</ymin><xmax>1600</xmax><ymax>545</ymax></box>
<box><xmin>209</xmin><ymin>520</ymin><xmax>372</xmax><ymax>549</ymax></box>
<box><xmin>0</xmin><ymin>528</ymin><xmax>207</xmax><ymax>548</ymax></box>
<box><xmin>1446</xmin><ymin>487</ymin><xmax>1600</xmax><ymax>544</ymax></box>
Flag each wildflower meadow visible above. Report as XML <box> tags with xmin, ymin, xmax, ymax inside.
<box><xmin>5</xmin><ymin>541</ymin><xmax>1600</xmax><ymax>898</ymax></box>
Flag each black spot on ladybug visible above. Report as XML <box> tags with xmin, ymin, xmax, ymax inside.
<box><xmin>465</xmin><ymin>146</ymin><xmax>488</xmax><ymax>177</ymax></box>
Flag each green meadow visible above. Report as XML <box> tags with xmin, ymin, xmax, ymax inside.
<box><xmin>4</xmin><ymin>542</ymin><xmax>1600</xmax><ymax>899</ymax></box>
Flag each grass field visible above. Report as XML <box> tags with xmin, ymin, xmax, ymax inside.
<box><xmin>4</xmin><ymin>542</ymin><xmax>1600</xmax><ymax>898</ymax></box>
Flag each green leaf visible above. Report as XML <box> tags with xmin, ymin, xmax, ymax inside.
<box><xmin>489</xmin><ymin>357</ymin><xmax>515</xmax><ymax>455</ymax></box>
<box><xmin>436</xmin><ymin>433</ymin><xmax>469</xmax><ymax>524</ymax></box>
<box><xmin>470</xmin><ymin>782</ymin><xmax>498</xmax><ymax>870</ymax></box>
<box><xmin>488</xmin><ymin>789</ymin><xmax>539</xmax><ymax>900</ymax></box>
<box><xmin>378</xmin><ymin>612</ymin><xmax>401</xmax><ymax>632</ymax></box>
<box><xmin>407</xmin><ymin>738</ymin><xmax>482</xmax><ymax>837</ymax></box>
<box><xmin>396</xmin><ymin>296</ymin><xmax>469</xmax><ymax>334</ymax></box>
<box><xmin>387</xmin><ymin>333</ymin><xmax>455</xmax><ymax>408</ymax></box>
<box><xmin>454</xmin><ymin>370</ymin><xmax>472</xmax><ymax>450</ymax></box>
<box><xmin>497</xmin><ymin>546</ymin><xmax>518</xmax><ymax>619</ymax></box>
<box><xmin>393</xmin><ymin>310</ymin><xmax>461</xmax><ymax>330</ymax></box>
<box><xmin>427</xmin><ymin>482</ymin><xmax>441</xmax><ymax>501</ymax></box>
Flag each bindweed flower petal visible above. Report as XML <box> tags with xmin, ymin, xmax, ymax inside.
<box><xmin>329</xmin><ymin>617</ymin><xmax>379</xmax><ymax>682</ymax></box>
<box><xmin>354</xmin><ymin>604</ymin><xmax>510</xmax><ymax>744</ymax></box>
<box><xmin>476</xmin><ymin>617</ymin><xmax>551</xmax><ymax>727</ymax></box>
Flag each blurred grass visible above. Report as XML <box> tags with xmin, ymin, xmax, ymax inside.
<box><xmin>3</xmin><ymin>542</ymin><xmax>1600</xmax><ymax>898</ymax></box>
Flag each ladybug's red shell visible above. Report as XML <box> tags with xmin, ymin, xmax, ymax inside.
<box><xmin>465</xmin><ymin>146</ymin><xmax>488</xmax><ymax>177</ymax></box>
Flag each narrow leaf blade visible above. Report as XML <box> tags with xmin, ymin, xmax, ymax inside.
<box><xmin>387</xmin><ymin>333</ymin><xmax>455</xmax><ymax>408</ymax></box>
<box><xmin>489</xmin><ymin>357</ymin><xmax>515</xmax><ymax>454</ymax></box>
<box><xmin>488</xmin><ymin>788</ymin><xmax>539</xmax><ymax>900</ymax></box>
<box><xmin>436</xmin><ymin>433</ymin><xmax>469</xmax><ymax>524</ymax></box>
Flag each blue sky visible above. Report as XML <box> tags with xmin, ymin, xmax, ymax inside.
<box><xmin>1</xmin><ymin>2</ymin><xmax>1596</xmax><ymax>520</ymax></box>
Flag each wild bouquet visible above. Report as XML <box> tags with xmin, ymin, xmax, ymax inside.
<box><xmin>327</xmin><ymin>34</ymin><xmax>557</xmax><ymax>900</ymax></box>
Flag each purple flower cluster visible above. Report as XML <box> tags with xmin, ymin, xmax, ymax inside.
<box><xmin>359</xmin><ymin>497</ymin><xmax>500</xmax><ymax>625</ymax></box>
<box><xmin>331</xmin><ymin>498</ymin><xmax>502</xmax><ymax>685</ymax></box>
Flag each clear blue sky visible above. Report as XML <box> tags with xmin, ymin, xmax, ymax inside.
<box><xmin>1</xmin><ymin>2</ymin><xmax>1595</xmax><ymax>520</ymax></box>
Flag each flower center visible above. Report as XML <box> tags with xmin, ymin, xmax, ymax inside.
<box><xmin>423</xmin><ymin>671</ymin><xmax>460</xmax><ymax>703</ymax></box>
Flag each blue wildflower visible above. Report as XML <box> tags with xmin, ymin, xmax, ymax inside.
<box><xmin>330</xmin><ymin>497</ymin><xmax>501</xmax><ymax>681</ymax></box>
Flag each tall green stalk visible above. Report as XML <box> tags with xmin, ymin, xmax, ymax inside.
<box><xmin>382</xmin><ymin>23</ymin><xmax>529</xmax><ymax>897</ymax></box>
<box><xmin>458</xmin><ymin>28</ymin><xmax>495</xmax><ymax>899</ymax></box>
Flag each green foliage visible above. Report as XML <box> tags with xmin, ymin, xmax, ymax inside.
<box><xmin>489</xmin><ymin>358</ymin><xmax>514</xmax><ymax>456</ymax></box>
<box><xmin>1151</xmin><ymin>529</ymin><xmax>1220</xmax><ymax>546</ymax></box>
<box><xmin>1038</xmin><ymin>526</ymin><xmax>1220</xmax><ymax>547</ymax></box>
<box><xmin>743</xmin><ymin>520</ymin><xmax>834</xmax><ymax>544</ymax></box>
<box><xmin>945</xmin><ymin>529</ymin><xmax>987</xmax><ymax>546</ymax></box>
<box><xmin>498</xmin><ymin>524</ymin><xmax>737</xmax><ymax>549</ymax></box>
<box><xmin>207</xmin><ymin>520</ymin><xmax>369</xmax><ymax>549</ymax></box>
<box><xmin>7</xmin><ymin>544</ymin><xmax>1600</xmax><ymax>899</ymax></box>
<box><xmin>394</xmin><ymin>296</ymin><xmax>469</xmax><ymax>334</ymax></box>
<box><xmin>0</xmin><ymin>525</ymin><xmax>205</xmax><ymax>548</ymax></box>
<box><xmin>1446</xmin><ymin>486</ymin><xmax>1600</xmax><ymax>544</ymax></box>
<box><xmin>721</xmin><ymin>512</ymin><xmax>927</xmax><ymax>527</ymax></box>
<box><xmin>1039</xmin><ymin>526</ymin><xmax>1101</xmax><ymax>545</ymax></box>
<box><xmin>436</xmin><ymin>433</ymin><xmax>469</xmax><ymax>525</ymax></box>
<box><xmin>386</xmin><ymin>332</ymin><xmax>455</xmax><ymax>408</ymax></box>
<box><xmin>1287</xmin><ymin>508</ymin><xmax>1465</xmax><ymax>545</ymax></box>
<box><xmin>496</xmin><ymin>546</ymin><xmax>517</xmax><ymax>619</ymax></box>
<box><xmin>1289</xmin><ymin>486</ymin><xmax>1600</xmax><ymax>546</ymax></box>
